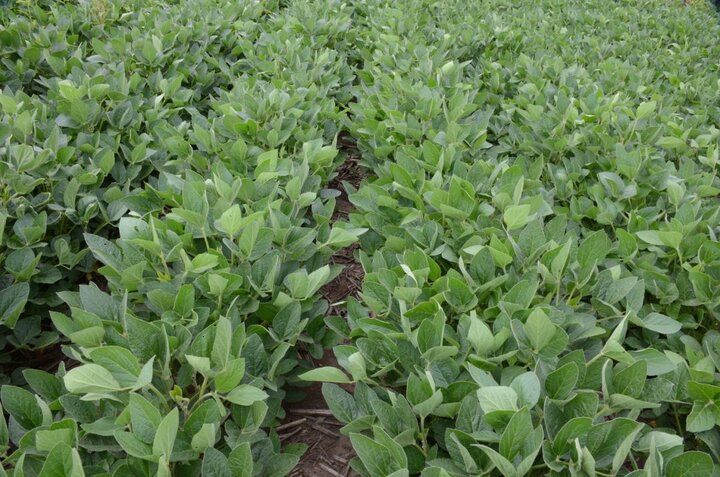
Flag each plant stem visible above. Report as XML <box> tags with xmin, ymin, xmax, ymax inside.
<box><xmin>672</xmin><ymin>403</ymin><xmax>683</xmax><ymax>434</ymax></box>
<box><xmin>148</xmin><ymin>384</ymin><xmax>170</xmax><ymax>411</ymax></box>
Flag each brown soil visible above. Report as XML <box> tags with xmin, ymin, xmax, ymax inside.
<box><xmin>282</xmin><ymin>134</ymin><xmax>366</xmax><ymax>476</ymax></box>
<box><xmin>322</xmin><ymin>243</ymin><xmax>363</xmax><ymax>316</ymax></box>
<box><xmin>284</xmin><ymin>349</ymin><xmax>359</xmax><ymax>477</ymax></box>
<box><xmin>322</xmin><ymin>132</ymin><xmax>365</xmax><ymax>315</ymax></box>
<box><xmin>330</xmin><ymin>133</ymin><xmax>365</xmax><ymax>223</ymax></box>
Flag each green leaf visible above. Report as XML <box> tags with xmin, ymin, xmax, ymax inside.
<box><xmin>636</xmin><ymin>230</ymin><xmax>682</xmax><ymax>249</ymax></box>
<box><xmin>191</xmin><ymin>423</ymin><xmax>217</xmax><ymax>452</ymax></box>
<box><xmin>201</xmin><ymin>447</ymin><xmax>232</xmax><ymax>477</ymax></box>
<box><xmin>212</xmin><ymin>316</ymin><xmax>232</xmax><ymax>369</ymax></box>
<box><xmin>477</xmin><ymin>444</ymin><xmax>518</xmax><ymax>477</ymax></box>
<box><xmin>466</xmin><ymin>313</ymin><xmax>494</xmax><ymax>356</ymax></box>
<box><xmin>524</xmin><ymin>309</ymin><xmax>556</xmax><ymax>352</ymax></box>
<box><xmin>37</xmin><ymin>442</ymin><xmax>83</xmax><ymax>477</ymax></box>
<box><xmin>499</xmin><ymin>407</ymin><xmax>531</xmax><ymax>459</ymax></box>
<box><xmin>656</xmin><ymin>136</ymin><xmax>686</xmax><ymax>149</ymax></box>
<box><xmin>0</xmin><ymin>282</ymin><xmax>30</xmax><ymax>328</ymax></box>
<box><xmin>228</xmin><ymin>442</ymin><xmax>253</xmax><ymax>477</ymax></box>
<box><xmin>503</xmin><ymin>204</ymin><xmax>532</xmax><ymax>231</ymax></box>
<box><xmin>351</xmin><ymin>432</ymin><xmax>406</xmax><ymax>477</ymax></box>
<box><xmin>545</xmin><ymin>362</ymin><xmax>579</xmax><ymax>400</ymax></box>
<box><xmin>665</xmin><ymin>451</ymin><xmax>714</xmax><ymax>477</ymax></box>
<box><xmin>152</xmin><ymin>407</ymin><xmax>179</xmax><ymax>458</ymax></box>
<box><xmin>636</xmin><ymin>431</ymin><xmax>683</xmax><ymax>452</ymax></box>
<box><xmin>36</xmin><ymin>428</ymin><xmax>75</xmax><ymax>452</ymax></box>
<box><xmin>552</xmin><ymin>417</ymin><xmax>593</xmax><ymax>454</ymax></box>
<box><xmin>187</xmin><ymin>355</ymin><xmax>212</xmax><ymax>377</ymax></box>
<box><xmin>173</xmin><ymin>284</ymin><xmax>195</xmax><ymax>318</ymax></box>
<box><xmin>0</xmin><ymin>404</ymin><xmax>8</xmax><ymax>452</ymax></box>
<box><xmin>327</xmin><ymin>226</ymin><xmax>367</xmax><ymax>248</ymax></box>
<box><xmin>611</xmin><ymin>421</ymin><xmax>643</xmax><ymax>473</ymax></box>
<box><xmin>322</xmin><ymin>383</ymin><xmax>358</xmax><ymax>423</ymax></box>
<box><xmin>225</xmin><ymin>385</ymin><xmax>269</xmax><ymax>406</ymax></box>
<box><xmin>641</xmin><ymin>312</ymin><xmax>681</xmax><ymax>334</ymax></box>
<box><xmin>264</xmin><ymin>453</ymin><xmax>301</xmax><ymax>477</ymax></box>
<box><xmin>510</xmin><ymin>372</ymin><xmax>540</xmax><ymax>408</ymax></box>
<box><xmin>23</xmin><ymin>369</ymin><xmax>63</xmax><ymax>402</ymax></box>
<box><xmin>298</xmin><ymin>366</ymin><xmax>352</xmax><ymax>384</ymax></box>
<box><xmin>88</xmin><ymin>346</ymin><xmax>141</xmax><ymax>387</ymax></box>
<box><xmin>1</xmin><ymin>385</ymin><xmax>44</xmax><ymax>430</ymax></box>
<box><xmin>477</xmin><ymin>386</ymin><xmax>518</xmax><ymax>413</ymax></box>
<box><xmin>686</xmin><ymin>401</ymin><xmax>720</xmax><ymax>433</ymax></box>
<box><xmin>215</xmin><ymin>204</ymin><xmax>242</xmax><ymax>238</ymax></box>
<box><xmin>129</xmin><ymin>393</ymin><xmax>162</xmax><ymax>444</ymax></box>
<box><xmin>550</xmin><ymin>239</ymin><xmax>572</xmax><ymax>277</ymax></box>
<box><xmin>64</xmin><ymin>364</ymin><xmax>122</xmax><ymax>394</ymax></box>
<box><xmin>635</xmin><ymin>101</ymin><xmax>657</xmax><ymax>120</ymax></box>
<box><xmin>612</xmin><ymin>361</ymin><xmax>647</xmax><ymax>398</ymax></box>
<box><xmin>114</xmin><ymin>431</ymin><xmax>153</xmax><ymax>458</ymax></box>
<box><xmin>628</xmin><ymin>349</ymin><xmax>675</xmax><ymax>376</ymax></box>
<box><xmin>215</xmin><ymin>358</ymin><xmax>246</xmax><ymax>394</ymax></box>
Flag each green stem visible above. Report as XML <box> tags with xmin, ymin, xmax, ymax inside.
<box><xmin>201</xmin><ymin>228</ymin><xmax>210</xmax><ymax>251</ymax></box>
<box><xmin>628</xmin><ymin>451</ymin><xmax>639</xmax><ymax>471</ymax></box>
<box><xmin>160</xmin><ymin>254</ymin><xmax>171</xmax><ymax>277</ymax></box>
<box><xmin>623</xmin><ymin>119</ymin><xmax>638</xmax><ymax>144</ymax></box>
<box><xmin>419</xmin><ymin>416</ymin><xmax>429</xmax><ymax>456</ymax></box>
<box><xmin>672</xmin><ymin>403</ymin><xmax>683</xmax><ymax>434</ymax></box>
<box><xmin>196</xmin><ymin>377</ymin><xmax>209</xmax><ymax>404</ymax></box>
<box><xmin>190</xmin><ymin>392</ymin><xmax>215</xmax><ymax>412</ymax></box>
<box><xmin>148</xmin><ymin>384</ymin><xmax>170</xmax><ymax>411</ymax></box>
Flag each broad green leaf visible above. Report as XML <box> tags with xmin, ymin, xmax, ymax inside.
<box><xmin>510</xmin><ymin>372</ymin><xmax>540</xmax><ymax>408</ymax></box>
<box><xmin>36</xmin><ymin>428</ymin><xmax>75</xmax><ymax>452</ymax></box>
<box><xmin>64</xmin><ymin>364</ymin><xmax>122</xmax><ymax>394</ymax></box>
<box><xmin>0</xmin><ymin>282</ymin><xmax>30</xmax><ymax>328</ymax></box>
<box><xmin>503</xmin><ymin>204</ymin><xmax>532</xmax><ymax>231</ymax></box>
<box><xmin>552</xmin><ymin>417</ymin><xmax>593</xmax><ymax>454</ymax></box>
<box><xmin>88</xmin><ymin>346</ymin><xmax>141</xmax><ymax>387</ymax></box>
<box><xmin>477</xmin><ymin>386</ymin><xmax>518</xmax><ymax>413</ymax></box>
<box><xmin>228</xmin><ymin>442</ymin><xmax>253</xmax><ymax>477</ymax></box>
<box><xmin>524</xmin><ymin>309</ymin><xmax>555</xmax><ymax>352</ymax></box>
<box><xmin>225</xmin><ymin>385</ymin><xmax>269</xmax><ymax>406</ymax></box>
<box><xmin>636</xmin><ymin>230</ymin><xmax>682</xmax><ymax>249</ymax></box>
<box><xmin>114</xmin><ymin>431</ymin><xmax>152</xmax><ymax>458</ymax></box>
<box><xmin>641</xmin><ymin>312</ymin><xmax>681</xmax><ymax>334</ymax></box>
<box><xmin>322</xmin><ymin>383</ymin><xmax>358</xmax><ymax>423</ymax></box>
<box><xmin>152</xmin><ymin>408</ymin><xmax>179</xmax><ymax>458</ymax></box>
<box><xmin>612</xmin><ymin>360</ymin><xmax>647</xmax><ymax>398</ymax></box>
<box><xmin>298</xmin><ymin>366</ymin><xmax>352</xmax><ymax>384</ymax></box>
<box><xmin>201</xmin><ymin>447</ymin><xmax>232</xmax><ymax>477</ymax></box>
<box><xmin>477</xmin><ymin>444</ymin><xmax>518</xmax><ymax>477</ymax></box>
<box><xmin>635</xmin><ymin>101</ymin><xmax>656</xmax><ymax>120</ymax></box>
<box><xmin>37</xmin><ymin>442</ymin><xmax>83</xmax><ymax>477</ymax></box>
<box><xmin>499</xmin><ymin>407</ymin><xmax>531</xmax><ymax>459</ymax></box>
<box><xmin>327</xmin><ymin>227</ymin><xmax>367</xmax><ymax>248</ymax></box>
<box><xmin>545</xmin><ymin>362</ymin><xmax>579</xmax><ymax>400</ymax></box>
<box><xmin>665</xmin><ymin>451</ymin><xmax>714</xmax><ymax>477</ymax></box>
<box><xmin>351</xmin><ymin>432</ymin><xmax>405</xmax><ymax>477</ymax></box>
<box><xmin>1</xmin><ymin>385</ymin><xmax>44</xmax><ymax>430</ymax></box>
<box><xmin>129</xmin><ymin>393</ymin><xmax>162</xmax><ymax>443</ymax></box>
<box><xmin>215</xmin><ymin>358</ymin><xmax>246</xmax><ymax>394</ymax></box>
<box><xmin>216</xmin><ymin>204</ymin><xmax>242</xmax><ymax>238</ymax></box>
<box><xmin>686</xmin><ymin>401</ymin><xmax>720</xmax><ymax>433</ymax></box>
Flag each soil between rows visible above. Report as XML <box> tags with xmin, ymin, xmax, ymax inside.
<box><xmin>281</xmin><ymin>134</ymin><xmax>366</xmax><ymax>476</ymax></box>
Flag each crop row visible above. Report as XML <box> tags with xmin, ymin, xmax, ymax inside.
<box><xmin>1</xmin><ymin>0</ymin><xmax>360</xmax><ymax>474</ymax></box>
<box><xmin>310</xmin><ymin>0</ymin><xmax>720</xmax><ymax>476</ymax></box>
